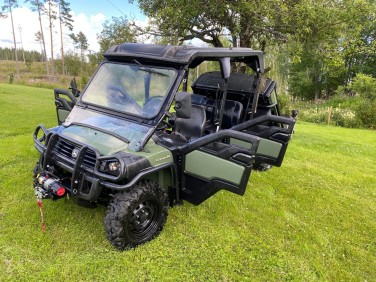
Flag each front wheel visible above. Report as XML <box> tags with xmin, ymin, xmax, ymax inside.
<box><xmin>104</xmin><ymin>180</ymin><xmax>168</xmax><ymax>250</ymax></box>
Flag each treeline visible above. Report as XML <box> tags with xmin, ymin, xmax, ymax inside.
<box><xmin>0</xmin><ymin>47</ymin><xmax>44</xmax><ymax>62</ymax></box>
<box><xmin>1</xmin><ymin>0</ymin><xmax>376</xmax><ymax>107</ymax></box>
<box><xmin>132</xmin><ymin>0</ymin><xmax>376</xmax><ymax>103</ymax></box>
<box><xmin>1</xmin><ymin>0</ymin><xmax>88</xmax><ymax>77</ymax></box>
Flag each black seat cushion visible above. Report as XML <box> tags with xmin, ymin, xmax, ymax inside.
<box><xmin>174</xmin><ymin>104</ymin><xmax>206</xmax><ymax>142</ymax></box>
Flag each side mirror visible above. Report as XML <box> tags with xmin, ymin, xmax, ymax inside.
<box><xmin>174</xmin><ymin>92</ymin><xmax>192</xmax><ymax>119</ymax></box>
<box><xmin>69</xmin><ymin>78</ymin><xmax>81</xmax><ymax>97</ymax></box>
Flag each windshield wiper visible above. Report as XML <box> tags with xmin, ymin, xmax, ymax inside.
<box><xmin>132</xmin><ymin>59</ymin><xmax>168</xmax><ymax>77</ymax></box>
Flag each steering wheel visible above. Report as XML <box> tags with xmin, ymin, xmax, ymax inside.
<box><xmin>107</xmin><ymin>86</ymin><xmax>142</xmax><ymax>114</ymax></box>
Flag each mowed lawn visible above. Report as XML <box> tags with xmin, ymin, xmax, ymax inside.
<box><xmin>0</xmin><ymin>83</ymin><xmax>375</xmax><ymax>281</ymax></box>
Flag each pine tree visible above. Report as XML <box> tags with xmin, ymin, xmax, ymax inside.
<box><xmin>45</xmin><ymin>0</ymin><xmax>57</xmax><ymax>76</ymax></box>
<box><xmin>70</xmin><ymin>31</ymin><xmax>89</xmax><ymax>76</ymax></box>
<box><xmin>1</xmin><ymin>0</ymin><xmax>20</xmax><ymax>76</ymax></box>
<box><xmin>25</xmin><ymin>0</ymin><xmax>49</xmax><ymax>75</ymax></box>
<box><xmin>58</xmin><ymin>0</ymin><xmax>73</xmax><ymax>75</ymax></box>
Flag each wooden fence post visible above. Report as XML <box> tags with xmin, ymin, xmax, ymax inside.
<box><xmin>328</xmin><ymin>107</ymin><xmax>332</xmax><ymax>126</ymax></box>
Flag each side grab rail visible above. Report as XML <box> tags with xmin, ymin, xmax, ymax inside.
<box><xmin>33</xmin><ymin>124</ymin><xmax>50</xmax><ymax>154</ymax></box>
<box><xmin>54</xmin><ymin>88</ymin><xmax>78</xmax><ymax>111</ymax></box>
<box><xmin>232</xmin><ymin>115</ymin><xmax>296</xmax><ymax>134</ymax></box>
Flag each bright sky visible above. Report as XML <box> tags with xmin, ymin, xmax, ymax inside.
<box><xmin>0</xmin><ymin>0</ymin><xmax>147</xmax><ymax>55</ymax></box>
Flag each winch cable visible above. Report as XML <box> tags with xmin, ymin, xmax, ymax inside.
<box><xmin>37</xmin><ymin>198</ymin><xmax>46</xmax><ymax>232</ymax></box>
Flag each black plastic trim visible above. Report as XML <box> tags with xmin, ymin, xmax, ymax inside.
<box><xmin>99</xmin><ymin>163</ymin><xmax>177</xmax><ymax>191</ymax></box>
<box><xmin>71</xmin><ymin>146</ymin><xmax>88</xmax><ymax>194</ymax></box>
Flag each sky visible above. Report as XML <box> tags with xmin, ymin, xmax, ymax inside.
<box><xmin>0</xmin><ymin>0</ymin><xmax>147</xmax><ymax>55</ymax></box>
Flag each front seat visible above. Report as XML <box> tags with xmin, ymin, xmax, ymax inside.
<box><xmin>174</xmin><ymin>104</ymin><xmax>207</xmax><ymax>142</ymax></box>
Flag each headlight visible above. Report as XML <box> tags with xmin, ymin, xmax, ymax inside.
<box><xmin>108</xmin><ymin>161</ymin><xmax>120</xmax><ymax>172</ymax></box>
<box><xmin>99</xmin><ymin>159</ymin><xmax>123</xmax><ymax>176</ymax></box>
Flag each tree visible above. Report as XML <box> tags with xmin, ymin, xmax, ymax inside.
<box><xmin>70</xmin><ymin>31</ymin><xmax>88</xmax><ymax>60</ymax></box>
<box><xmin>97</xmin><ymin>16</ymin><xmax>137</xmax><ymax>54</ymax></box>
<box><xmin>18</xmin><ymin>25</ymin><xmax>26</xmax><ymax>64</ymax></box>
<box><xmin>286</xmin><ymin>0</ymin><xmax>375</xmax><ymax>101</ymax></box>
<box><xmin>350</xmin><ymin>73</ymin><xmax>376</xmax><ymax>129</ymax></box>
<box><xmin>58</xmin><ymin>0</ymin><xmax>73</xmax><ymax>75</ymax></box>
<box><xmin>1</xmin><ymin>0</ymin><xmax>20</xmax><ymax>76</ymax></box>
<box><xmin>62</xmin><ymin>51</ymin><xmax>80</xmax><ymax>76</ymax></box>
<box><xmin>44</xmin><ymin>0</ymin><xmax>58</xmax><ymax>76</ymax></box>
<box><xmin>341</xmin><ymin>0</ymin><xmax>376</xmax><ymax>80</ymax></box>
<box><xmin>70</xmin><ymin>31</ymin><xmax>88</xmax><ymax>75</ymax></box>
<box><xmin>134</xmin><ymin>0</ymin><xmax>290</xmax><ymax>49</ymax></box>
<box><xmin>34</xmin><ymin>31</ymin><xmax>44</xmax><ymax>59</ymax></box>
<box><xmin>25</xmin><ymin>0</ymin><xmax>49</xmax><ymax>75</ymax></box>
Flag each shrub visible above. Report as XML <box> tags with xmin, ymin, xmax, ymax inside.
<box><xmin>350</xmin><ymin>74</ymin><xmax>376</xmax><ymax>128</ymax></box>
<box><xmin>330</xmin><ymin>107</ymin><xmax>362</xmax><ymax>128</ymax></box>
<box><xmin>276</xmin><ymin>92</ymin><xmax>293</xmax><ymax>116</ymax></box>
<box><xmin>351</xmin><ymin>73</ymin><xmax>376</xmax><ymax>100</ymax></box>
<box><xmin>298</xmin><ymin>106</ymin><xmax>361</xmax><ymax>128</ymax></box>
<box><xmin>356</xmin><ymin>99</ymin><xmax>376</xmax><ymax>129</ymax></box>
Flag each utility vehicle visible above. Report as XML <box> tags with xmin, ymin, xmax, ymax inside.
<box><xmin>33</xmin><ymin>43</ymin><xmax>295</xmax><ymax>250</ymax></box>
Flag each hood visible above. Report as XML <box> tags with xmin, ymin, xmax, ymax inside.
<box><xmin>59</xmin><ymin>125</ymin><xmax>128</xmax><ymax>155</ymax></box>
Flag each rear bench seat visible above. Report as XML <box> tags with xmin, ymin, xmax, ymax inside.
<box><xmin>191</xmin><ymin>94</ymin><xmax>243</xmax><ymax>129</ymax></box>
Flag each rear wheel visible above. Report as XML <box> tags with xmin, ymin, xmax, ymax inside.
<box><xmin>104</xmin><ymin>180</ymin><xmax>168</xmax><ymax>250</ymax></box>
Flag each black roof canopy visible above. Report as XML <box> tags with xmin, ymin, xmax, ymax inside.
<box><xmin>104</xmin><ymin>43</ymin><xmax>264</xmax><ymax>74</ymax></box>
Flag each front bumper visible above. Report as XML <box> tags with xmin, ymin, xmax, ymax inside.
<box><xmin>33</xmin><ymin>125</ymin><xmax>121</xmax><ymax>201</ymax></box>
<box><xmin>33</xmin><ymin>125</ymin><xmax>175</xmax><ymax>201</ymax></box>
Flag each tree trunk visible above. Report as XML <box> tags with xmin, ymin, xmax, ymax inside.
<box><xmin>37</xmin><ymin>1</ymin><xmax>49</xmax><ymax>75</ymax></box>
<box><xmin>48</xmin><ymin>0</ymin><xmax>55</xmax><ymax>76</ymax></box>
<box><xmin>59</xmin><ymin>3</ymin><xmax>65</xmax><ymax>75</ymax></box>
<box><xmin>9</xmin><ymin>5</ymin><xmax>19</xmax><ymax>76</ymax></box>
<box><xmin>18</xmin><ymin>26</ymin><xmax>26</xmax><ymax>65</ymax></box>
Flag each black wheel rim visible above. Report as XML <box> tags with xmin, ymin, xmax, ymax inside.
<box><xmin>127</xmin><ymin>200</ymin><xmax>160</xmax><ymax>242</ymax></box>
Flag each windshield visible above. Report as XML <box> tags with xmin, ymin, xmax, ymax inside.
<box><xmin>81</xmin><ymin>62</ymin><xmax>176</xmax><ymax>118</ymax></box>
<box><xmin>63</xmin><ymin>107</ymin><xmax>153</xmax><ymax>151</ymax></box>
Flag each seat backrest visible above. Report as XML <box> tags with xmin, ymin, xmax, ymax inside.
<box><xmin>221</xmin><ymin>100</ymin><xmax>243</xmax><ymax>129</ymax></box>
<box><xmin>191</xmin><ymin>93</ymin><xmax>208</xmax><ymax>105</ymax></box>
<box><xmin>174</xmin><ymin>104</ymin><xmax>206</xmax><ymax>141</ymax></box>
<box><xmin>191</xmin><ymin>93</ymin><xmax>243</xmax><ymax>129</ymax></box>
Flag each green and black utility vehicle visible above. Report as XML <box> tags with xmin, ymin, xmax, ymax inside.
<box><xmin>33</xmin><ymin>43</ymin><xmax>295</xmax><ymax>250</ymax></box>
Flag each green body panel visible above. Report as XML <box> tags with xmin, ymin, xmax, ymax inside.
<box><xmin>230</xmin><ymin>138</ymin><xmax>282</xmax><ymax>158</ymax></box>
<box><xmin>61</xmin><ymin>126</ymin><xmax>128</xmax><ymax>155</ymax></box>
<box><xmin>57</xmin><ymin>109</ymin><xmax>70</xmax><ymax>124</ymax></box>
<box><xmin>142</xmin><ymin>169</ymin><xmax>173</xmax><ymax>190</ymax></box>
<box><xmin>61</xmin><ymin>125</ymin><xmax>173</xmax><ymax>166</ymax></box>
<box><xmin>117</xmin><ymin>139</ymin><xmax>174</xmax><ymax>189</ymax></box>
<box><xmin>62</xmin><ymin>126</ymin><xmax>174</xmax><ymax>188</ymax></box>
<box><xmin>230</xmin><ymin>138</ymin><xmax>253</xmax><ymax>150</ymax></box>
<box><xmin>256</xmin><ymin>139</ymin><xmax>282</xmax><ymax>158</ymax></box>
<box><xmin>185</xmin><ymin>150</ymin><xmax>245</xmax><ymax>185</ymax></box>
<box><xmin>134</xmin><ymin>139</ymin><xmax>173</xmax><ymax>166</ymax></box>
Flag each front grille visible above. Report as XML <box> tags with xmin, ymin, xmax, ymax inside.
<box><xmin>54</xmin><ymin>137</ymin><xmax>97</xmax><ymax>169</ymax></box>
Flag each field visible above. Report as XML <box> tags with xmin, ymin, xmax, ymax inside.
<box><xmin>0</xmin><ymin>83</ymin><xmax>375</xmax><ymax>281</ymax></box>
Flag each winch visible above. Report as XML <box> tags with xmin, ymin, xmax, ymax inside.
<box><xmin>35</xmin><ymin>174</ymin><xmax>66</xmax><ymax>199</ymax></box>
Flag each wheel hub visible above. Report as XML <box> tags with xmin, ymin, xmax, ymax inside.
<box><xmin>131</xmin><ymin>202</ymin><xmax>155</xmax><ymax>230</ymax></box>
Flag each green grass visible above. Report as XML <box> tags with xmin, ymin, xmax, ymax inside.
<box><xmin>0</xmin><ymin>83</ymin><xmax>375</xmax><ymax>281</ymax></box>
